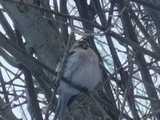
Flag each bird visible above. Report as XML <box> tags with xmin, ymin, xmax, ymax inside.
<box><xmin>53</xmin><ymin>40</ymin><xmax>102</xmax><ymax>120</ymax></box>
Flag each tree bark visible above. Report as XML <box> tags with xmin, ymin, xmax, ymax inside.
<box><xmin>0</xmin><ymin>0</ymin><xmax>65</xmax><ymax>70</ymax></box>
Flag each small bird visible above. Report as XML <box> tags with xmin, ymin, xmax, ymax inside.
<box><xmin>54</xmin><ymin>40</ymin><xmax>102</xmax><ymax>120</ymax></box>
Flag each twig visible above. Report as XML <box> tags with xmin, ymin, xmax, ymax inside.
<box><xmin>118</xmin><ymin>51</ymin><xmax>134</xmax><ymax>119</ymax></box>
<box><xmin>92</xmin><ymin>93</ymin><xmax>133</xmax><ymax>120</ymax></box>
<box><xmin>45</xmin><ymin>32</ymin><xmax>75</xmax><ymax>120</ymax></box>
<box><xmin>142</xmin><ymin>109</ymin><xmax>160</xmax><ymax>120</ymax></box>
<box><xmin>1</xmin><ymin>0</ymin><xmax>106</xmax><ymax>31</ymax></box>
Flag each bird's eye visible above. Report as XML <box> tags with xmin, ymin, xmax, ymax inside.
<box><xmin>78</xmin><ymin>41</ymin><xmax>89</xmax><ymax>49</ymax></box>
<box><xmin>80</xmin><ymin>44</ymin><xmax>88</xmax><ymax>49</ymax></box>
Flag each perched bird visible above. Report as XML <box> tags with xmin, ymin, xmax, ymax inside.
<box><xmin>54</xmin><ymin>40</ymin><xmax>102</xmax><ymax>120</ymax></box>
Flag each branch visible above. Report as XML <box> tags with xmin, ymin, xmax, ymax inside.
<box><xmin>0</xmin><ymin>32</ymin><xmax>87</xmax><ymax>94</ymax></box>
<box><xmin>0</xmin><ymin>69</ymin><xmax>9</xmax><ymax>104</ymax></box>
<box><xmin>16</xmin><ymin>31</ymin><xmax>43</xmax><ymax>120</ymax></box>
<box><xmin>1</xmin><ymin>0</ymin><xmax>106</xmax><ymax>31</ymax></box>
<box><xmin>109</xmin><ymin>31</ymin><xmax>160</xmax><ymax>60</ymax></box>
<box><xmin>92</xmin><ymin>93</ymin><xmax>133</xmax><ymax>120</ymax></box>
<box><xmin>130</xmin><ymin>0</ymin><xmax>160</xmax><ymax>12</ymax></box>
<box><xmin>23</xmin><ymin>67</ymin><xmax>43</xmax><ymax>120</ymax></box>
<box><xmin>0</xmin><ymin>10</ymin><xmax>16</xmax><ymax>42</ymax></box>
<box><xmin>0</xmin><ymin>47</ymin><xmax>20</xmax><ymax>68</ymax></box>
<box><xmin>0</xmin><ymin>97</ymin><xmax>19</xmax><ymax>120</ymax></box>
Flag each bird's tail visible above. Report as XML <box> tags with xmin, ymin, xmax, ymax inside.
<box><xmin>53</xmin><ymin>92</ymin><xmax>73</xmax><ymax>120</ymax></box>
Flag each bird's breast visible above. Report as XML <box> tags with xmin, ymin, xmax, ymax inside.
<box><xmin>59</xmin><ymin>50</ymin><xmax>101</xmax><ymax>95</ymax></box>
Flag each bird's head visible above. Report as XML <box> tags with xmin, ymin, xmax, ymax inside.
<box><xmin>72</xmin><ymin>40</ymin><xmax>90</xmax><ymax>50</ymax></box>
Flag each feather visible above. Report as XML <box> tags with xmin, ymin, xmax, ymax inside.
<box><xmin>53</xmin><ymin>40</ymin><xmax>101</xmax><ymax>120</ymax></box>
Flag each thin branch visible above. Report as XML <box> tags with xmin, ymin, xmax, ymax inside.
<box><xmin>109</xmin><ymin>31</ymin><xmax>160</xmax><ymax>60</ymax></box>
<box><xmin>52</xmin><ymin>32</ymin><xmax>75</xmax><ymax>120</ymax></box>
<box><xmin>1</xmin><ymin>0</ymin><xmax>106</xmax><ymax>31</ymax></box>
<box><xmin>130</xmin><ymin>0</ymin><xmax>160</xmax><ymax>12</ymax></box>
<box><xmin>0</xmin><ymin>69</ymin><xmax>9</xmax><ymax>104</ymax></box>
<box><xmin>92</xmin><ymin>93</ymin><xmax>133</xmax><ymax>120</ymax></box>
